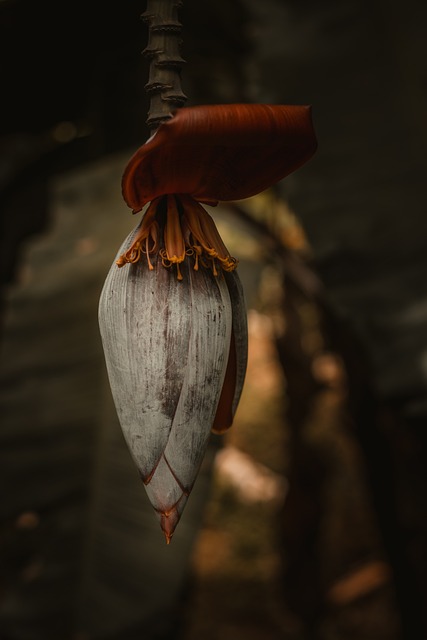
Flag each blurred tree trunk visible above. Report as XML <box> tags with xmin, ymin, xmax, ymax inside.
<box><xmin>241</xmin><ymin>0</ymin><xmax>427</xmax><ymax>637</ymax></box>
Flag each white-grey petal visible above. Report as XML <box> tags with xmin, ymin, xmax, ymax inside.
<box><xmin>162</xmin><ymin>266</ymin><xmax>232</xmax><ymax>491</ymax></box>
<box><xmin>224</xmin><ymin>270</ymin><xmax>248</xmax><ymax>416</ymax></box>
<box><xmin>98</xmin><ymin>228</ymin><xmax>192</xmax><ymax>482</ymax></box>
<box><xmin>98</xmin><ymin>228</ymin><xmax>233</xmax><ymax>539</ymax></box>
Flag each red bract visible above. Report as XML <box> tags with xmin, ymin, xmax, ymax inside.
<box><xmin>122</xmin><ymin>103</ymin><xmax>317</xmax><ymax>212</ymax></box>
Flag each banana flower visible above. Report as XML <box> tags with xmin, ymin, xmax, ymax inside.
<box><xmin>98</xmin><ymin>104</ymin><xmax>317</xmax><ymax>542</ymax></box>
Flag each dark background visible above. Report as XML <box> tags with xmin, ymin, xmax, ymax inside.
<box><xmin>1</xmin><ymin>1</ymin><xmax>427</xmax><ymax>638</ymax></box>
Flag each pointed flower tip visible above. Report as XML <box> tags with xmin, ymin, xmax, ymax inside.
<box><xmin>160</xmin><ymin>508</ymin><xmax>179</xmax><ymax>545</ymax></box>
<box><xmin>121</xmin><ymin>103</ymin><xmax>317</xmax><ymax>211</ymax></box>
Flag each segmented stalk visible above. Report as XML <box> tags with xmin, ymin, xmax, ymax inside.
<box><xmin>142</xmin><ymin>0</ymin><xmax>187</xmax><ymax>134</ymax></box>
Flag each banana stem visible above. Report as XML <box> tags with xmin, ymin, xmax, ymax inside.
<box><xmin>142</xmin><ymin>0</ymin><xmax>187</xmax><ymax>135</ymax></box>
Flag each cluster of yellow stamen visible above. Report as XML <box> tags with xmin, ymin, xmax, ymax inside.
<box><xmin>116</xmin><ymin>194</ymin><xmax>237</xmax><ymax>280</ymax></box>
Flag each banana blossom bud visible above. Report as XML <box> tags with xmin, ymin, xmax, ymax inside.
<box><xmin>98</xmin><ymin>104</ymin><xmax>317</xmax><ymax>542</ymax></box>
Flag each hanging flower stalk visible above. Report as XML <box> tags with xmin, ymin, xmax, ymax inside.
<box><xmin>98</xmin><ymin>0</ymin><xmax>317</xmax><ymax>544</ymax></box>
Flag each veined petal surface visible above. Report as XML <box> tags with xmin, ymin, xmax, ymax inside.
<box><xmin>98</xmin><ymin>227</ymin><xmax>232</xmax><ymax>539</ymax></box>
<box><xmin>225</xmin><ymin>270</ymin><xmax>248</xmax><ymax>417</ymax></box>
<box><xmin>122</xmin><ymin>104</ymin><xmax>317</xmax><ymax>212</ymax></box>
<box><xmin>212</xmin><ymin>270</ymin><xmax>248</xmax><ymax>434</ymax></box>
<box><xmin>98</xmin><ymin>227</ymin><xmax>191</xmax><ymax>481</ymax></box>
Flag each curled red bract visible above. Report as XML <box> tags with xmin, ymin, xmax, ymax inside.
<box><xmin>122</xmin><ymin>103</ymin><xmax>317</xmax><ymax>212</ymax></box>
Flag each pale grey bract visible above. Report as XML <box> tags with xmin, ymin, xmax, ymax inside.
<box><xmin>98</xmin><ymin>224</ymin><xmax>248</xmax><ymax>543</ymax></box>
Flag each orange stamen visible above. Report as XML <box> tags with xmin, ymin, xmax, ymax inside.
<box><xmin>117</xmin><ymin>197</ymin><xmax>161</xmax><ymax>267</ymax></box>
<box><xmin>116</xmin><ymin>194</ymin><xmax>237</xmax><ymax>279</ymax></box>
<box><xmin>164</xmin><ymin>195</ymin><xmax>186</xmax><ymax>264</ymax></box>
<box><xmin>180</xmin><ymin>195</ymin><xmax>237</xmax><ymax>272</ymax></box>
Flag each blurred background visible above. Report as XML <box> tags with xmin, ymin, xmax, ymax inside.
<box><xmin>1</xmin><ymin>0</ymin><xmax>427</xmax><ymax>638</ymax></box>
